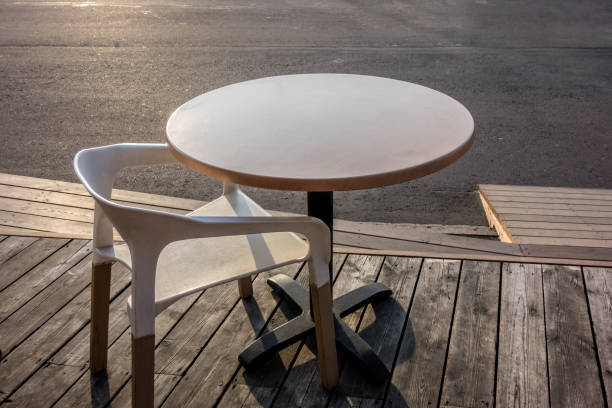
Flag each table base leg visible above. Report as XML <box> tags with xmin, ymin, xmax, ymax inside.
<box><xmin>238</xmin><ymin>274</ymin><xmax>392</xmax><ymax>381</ymax></box>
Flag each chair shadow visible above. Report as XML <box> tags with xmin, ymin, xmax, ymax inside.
<box><xmin>89</xmin><ymin>371</ymin><xmax>111</xmax><ymax>408</ymax></box>
<box><xmin>240</xmin><ymin>288</ymin><xmax>415</xmax><ymax>407</ymax></box>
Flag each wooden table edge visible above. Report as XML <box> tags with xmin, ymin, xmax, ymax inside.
<box><xmin>164</xmin><ymin>133</ymin><xmax>474</xmax><ymax>192</ymax></box>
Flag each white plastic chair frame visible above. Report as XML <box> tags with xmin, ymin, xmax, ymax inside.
<box><xmin>74</xmin><ymin>143</ymin><xmax>338</xmax><ymax>407</ymax></box>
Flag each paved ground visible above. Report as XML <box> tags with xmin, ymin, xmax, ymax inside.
<box><xmin>1</xmin><ymin>0</ymin><xmax>611</xmax><ymax>224</ymax></box>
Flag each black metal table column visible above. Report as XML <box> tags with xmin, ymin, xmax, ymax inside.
<box><xmin>307</xmin><ymin>191</ymin><xmax>334</xmax><ymax>278</ymax></box>
<box><xmin>239</xmin><ymin>192</ymin><xmax>392</xmax><ymax>381</ymax></box>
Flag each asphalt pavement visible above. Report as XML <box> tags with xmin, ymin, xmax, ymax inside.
<box><xmin>1</xmin><ymin>0</ymin><xmax>611</xmax><ymax>224</ymax></box>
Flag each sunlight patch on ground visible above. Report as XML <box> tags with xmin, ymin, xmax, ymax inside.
<box><xmin>12</xmin><ymin>1</ymin><xmax>144</xmax><ymax>7</ymax></box>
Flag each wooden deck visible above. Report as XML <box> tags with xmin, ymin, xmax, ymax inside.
<box><xmin>479</xmin><ymin>184</ymin><xmax>612</xmax><ymax>248</ymax></box>
<box><xmin>1</xmin><ymin>173</ymin><xmax>611</xmax><ymax>266</ymax></box>
<box><xmin>0</xmin><ymin>236</ymin><xmax>610</xmax><ymax>407</ymax></box>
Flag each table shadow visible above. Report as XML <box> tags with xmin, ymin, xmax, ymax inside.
<box><xmin>239</xmin><ymin>291</ymin><xmax>415</xmax><ymax>407</ymax></box>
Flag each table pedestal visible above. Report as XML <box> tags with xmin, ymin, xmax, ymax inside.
<box><xmin>238</xmin><ymin>192</ymin><xmax>393</xmax><ymax>381</ymax></box>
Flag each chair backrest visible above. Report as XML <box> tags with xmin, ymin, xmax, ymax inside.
<box><xmin>74</xmin><ymin>143</ymin><xmax>177</xmax><ymax>252</ymax></box>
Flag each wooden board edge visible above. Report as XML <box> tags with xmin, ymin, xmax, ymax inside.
<box><xmin>333</xmin><ymin>219</ymin><xmax>497</xmax><ymax>237</ymax></box>
<box><xmin>479</xmin><ymin>184</ymin><xmax>612</xmax><ymax>196</ymax></box>
<box><xmin>332</xmin><ymin>246</ymin><xmax>612</xmax><ymax>267</ymax></box>
<box><xmin>2</xmin><ymin>229</ymin><xmax>609</xmax><ymax>267</ymax></box>
<box><xmin>478</xmin><ymin>187</ymin><xmax>516</xmax><ymax>243</ymax></box>
<box><xmin>0</xmin><ymin>226</ymin><xmax>118</xmax><ymax>241</ymax></box>
<box><xmin>0</xmin><ymin>172</ymin><xmax>205</xmax><ymax>211</ymax></box>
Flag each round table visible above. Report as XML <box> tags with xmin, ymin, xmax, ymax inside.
<box><xmin>166</xmin><ymin>73</ymin><xmax>474</xmax><ymax>379</ymax></box>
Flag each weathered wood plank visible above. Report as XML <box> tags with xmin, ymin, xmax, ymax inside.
<box><xmin>500</xmin><ymin>213</ymin><xmax>612</xmax><ymax>225</ymax></box>
<box><xmin>496</xmin><ymin>263</ymin><xmax>548</xmax><ymax>408</ymax></box>
<box><xmin>488</xmin><ymin>192</ymin><xmax>612</xmax><ymax>202</ymax></box>
<box><xmin>506</xmin><ymin>220</ymin><xmax>612</xmax><ymax>232</ymax></box>
<box><xmin>0</xmin><ymin>251</ymin><xmax>96</xmax><ymax>354</ymax></box>
<box><xmin>328</xmin><ymin>257</ymin><xmax>422</xmax><ymax>407</ymax></box>
<box><xmin>487</xmin><ymin>194</ymin><xmax>612</xmax><ymax>205</ymax></box>
<box><xmin>0</xmin><ymin>184</ymin><xmax>95</xmax><ymax>208</ymax></box>
<box><xmin>0</xmin><ymin>262</ymin><xmax>131</xmax><ymax>401</ymax></box>
<box><xmin>159</xmin><ymin>263</ymin><xmax>305</xmax><ymax>407</ymax></box>
<box><xmin>383</xmin><ymin>259</ymin><xmax>461</xmax><ymax>407</ymax></box>
<box><xmin>52</xmin><ymin>292</ymin><xmax>199</xmax><ymax>407</ymax></box>
<box><xmin>0</xmin><ymin>196</ymin><xmax>94</xmax><ymax>223</ymax></box>
<box><xmin>273</xmin><ymin>255</ymin><xmax>385</xmax><ymax>407</ymax></box>
<box><xmin>480</xmin><ymin>184</ymin><xmax>612</xmax><ymax>197</ymax></box>
<box><xmin>337</xmin><ymin>245</ymin><xmax>612</xmax><ymax>268</ymax></box>
<box><xmin>0</xmin><ymin>226</ymin><xmax>124</xmax><ymax>242</ymax></box>
<box><xmin>154</xmin><ymin>281</ymin><xmax>248</xmax><ymax>376</ymax></box>
<box><xmin>487</xmin><ymin>201</ymin><xmax>612</xmax><ymax>212</ymax></box>
<box><xmin>0</xmin><ymin>235</ymin><xmax>37</xmax><ymax>266</ymax></box>
<box><xmin>440</xmin><ymin>261</ymin><xmax>500</xmax><ymax>408</ymax></box>
<box><xmin>3</xmin><ymin>288</ymin><xmax>131</xmax><ymax>406</ymax></box>
<box><xmin>0</xmin><ymin>209</ymin><xmax>94</xmax><ymax>235</ymax></box>
<box><xmin>542</xmin><ymin>264</ymin><xmax>605</xmax><ymax>407</ymax></box>
<box><xmin>0</xmin><ymin>172</ymin><xmax>205</xmax><ymax>210</ymax></box>
<box><xmin>0</xmin><ymin>225</ymin><xmax>99</xmax><ymax>240</ymax></box>
<box><xmin>0</xmin><ymin>210</ymin><xmax>124</xmax><ymax>241</ymax></box>
<box><xmin>0</xmin><ymin>183</ymin><xmax>193</xmax><ymax>216</ymax></box>
<box><xmin>337</xmin><ymin>227</ymin><xmax>520</xmax><ymax>256</ymax></box>
<box><xmin>52</xmin><ymin>289</ymin><xmax>131</xmax><ymax>368</ymax></box>
<box><xmin>516</xmin><ymin>236</ymin><xmax>612</xmax><ymax>248</ymax></box>
<box><xmin>495</xmin><ymin>207</ymin><xmax>612</xmax><ymax>218</ymax></box>
<box><xmin>0</xmin><ymin>184</ymin><xmax>94</xmax><ymax>209</ymax></box>
<box><xmin>213</xmin><ymin>255</ymin><xmax>346</xmax><ymax>408</ymax></box>
<box><xmin>0</xmin><ymin>239</ymin><xmax>90</xmax><ymax>322</ymax></box>
<box><xmin>0</xmin><ymin>173</ymin><xmax>105</xmax><ymax>196</ymax></box>
<box><xmin>583</xmin><ymin>267</ymin><xmax>612</xmax><ymax>405</ymax></box>
<box><xmin>5</xmin><ymin>363</ymin><xmax>84</xmax><ymax>407</ymax></box>
<box><xmin>479</xmin><ymin>190</ymin><xmax>515</xmax><ymax>243</ymax></box>
<box><xmin>518</xmin><ymin>243</ymin><xmax>612</xmax><ymax>262</ymax></box>
<box><xmin>340</xmin><ymin>229</ymin><xmax>612</xmax><ymax>263</ymax></box>
<box><xmin>511</xmin><ymin>228</ymin><xmax>612</xmax><ymax>240</ymax></box>
<box><xmin>334</xmin><ymin>219</ymin><xmax>496</xmax><ymax>237</ymax></box>
<box><xmin>0</xmin><ymin>237</ymin><xmax>69</xmax><ymax>292</ymax></box>
<box><xmin>334</xmin><ymin>231</ymin><xmax>518</xmax><ymax>257</ymax></box>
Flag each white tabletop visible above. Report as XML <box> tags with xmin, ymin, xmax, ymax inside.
<box><xmin>166</xmin><ymin>74</ymin><xmax>474</xmax><ymax>191</ymax></box>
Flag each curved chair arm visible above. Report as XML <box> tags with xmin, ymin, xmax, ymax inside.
<box><xmin>74</xmin><ymin>143</ymin><xmax>177</xmax><ymax>253</ymax></box>
<box><xmin>105</xmin><ymin>204</ymin><xmax>332</xmax><ymax>287</ymax></box>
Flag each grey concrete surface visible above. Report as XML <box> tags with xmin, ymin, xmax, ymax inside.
<box><xmin>1</xmin><ymin>0</ymin><xmax>611</xmax><ymax>224</ymax></box>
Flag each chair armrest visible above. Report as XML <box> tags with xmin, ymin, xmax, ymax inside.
<box><xmin>111</xmin><ymin>209</ymin><xmax>332</xmax><ymax>284</ymax></box>
<box><xmin>191</xmin><ymin>215</ymin><xmax>331</xmax><ymax>261</ymax></box>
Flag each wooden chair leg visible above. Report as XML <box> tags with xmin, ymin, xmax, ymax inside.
<box><xmin>310</xmin><ymin>280</ymin><xmax>339</xmax><ymax>390</ymax></box>
<box><xmin>132</xmin><ymin>334</ymin><xmax>155</xmax><ymax>408</ymax></box>
<box><xmin>238</xmin><ymin>276</ymin><xmax>253</xmax><ymax>299</ymax></box>
<box><xmin>90</xmin><ymin>263</ymin><xmax>112</xmax><ymax>373</ymax></box>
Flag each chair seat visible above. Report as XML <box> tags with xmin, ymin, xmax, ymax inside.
<box><xmin>108</xmin><ymin>189</ymin><xmax>309</xmax><ymax>314</ymax></box>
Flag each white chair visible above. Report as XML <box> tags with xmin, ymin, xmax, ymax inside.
<box><xmin>74</xmin><ymin>143</ymin><xmax>338</xmax><ymax>407</ymax></box>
